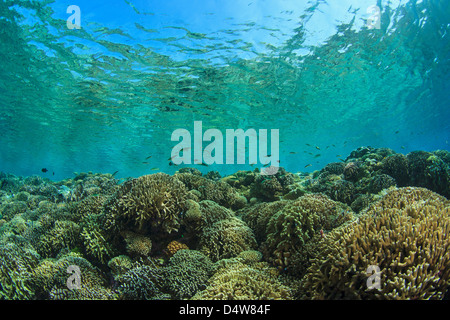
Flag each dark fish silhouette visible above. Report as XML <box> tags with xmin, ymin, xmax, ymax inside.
<box><xmin>41</xmin><ymin>168</ymin><xmax>48</xmax><ymax>173</ymax></box>
<box><xmin>304</xmin><ymin>164</ymin><xmax>312</xmax><ymax>168</ymax></box>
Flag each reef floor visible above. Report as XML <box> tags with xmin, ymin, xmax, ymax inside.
<box><xmin>1</xmin><ymin>146</ymin><xmax>449</xmax><ymax>300</ymax></box>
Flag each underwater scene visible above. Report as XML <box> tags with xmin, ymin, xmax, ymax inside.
<box><xmin>0</xmin><ymin>0</ymin><xmax>450</xmax><ymax>302</ymax></box>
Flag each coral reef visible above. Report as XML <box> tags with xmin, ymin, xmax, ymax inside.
<box><xmin>0</xmin><ymin>146</ymin><xmax>449</xmax><ymax>300</ymax></box>
<box><xmin>299</xmin><ymin>187</ymin><xmax>450</xmax><ymax>299</ymax></box>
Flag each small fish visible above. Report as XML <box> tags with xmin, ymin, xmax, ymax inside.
<box><xmin>52</xmin><ymin>172</ymin><xmax>55</xmax><ymax>176</ymax></box>
<box><xmin>326</xmin><ymin>146</ymin><xmax>330</xmax><ymax>149</ymax></box>
<box><xmin>305</xmin><ymin>143</ymin><xmax>311</xmax><ymax>147</ymax></box>
<box><xmin>304</xmin><ymin>164</ymin><xmax>312</xmax><ymax>168</ymax></box>
<box><xmin>401</xmin><ymin>146</ymin><xmax>405</xmax><ymax>149</ymax></box>
<box><xmin>151</xmin><ymin>167</ymin><xmax>159</xmax><ymax>171</ymax></box>
<box><xmin>315</xmin><ymin>146</ymin><xmax>320</xmax><ymax>150</ymax></box>
<box><xmin>142</xmin><ymin>161</ymin><xmax>149</xmax><ymax>164</ymax></box>
<box><xmin>336</xmin><ymin>154</ymin><xmax>342</xmax><ymax>157</ymax></box>
<box><xmin>199</xmin><ymin>163</ymin><xmax>209</xmax><ymax>167</ymax></box>
<box><xmin>145</xmin><ymin>155</ymin><xmax>152</xmax><ymax>160</ymax></box>
<box><xmin>169</xmin><ymin>161</ymin><xmax>178</xmax><ymax>166</ymax></box>
<box><xmin>289</xmin><ymin>152</ymin><xmax>297</xmax><ymax>154</ymax></box>
<box><xmin>314</xmin><ymin>154</ymin><xmax>321</xmax><ymax>158</ymax></box>
<box><xmin>332</xmin><ymin>144</ymin><xmax>336</xmax><ymax>147</ymax></box>
<box><xmin>395</xmin><ymin>131</ymin><xmax>399</xmax><ymax>134</ymax></box>
<box><xmin>41</xmin><ymin>168</ymin><xmax>48</xmax><ymax>173</ymax></box>
<box><xmin>263</xmin><ymin>163</ymin><xmax>270</xmax><ymax>167</ymax></box>
<box><xmin>112</xmin><ymin>170</ymin><xmax>119</xmax><ymax>176</ymax></box>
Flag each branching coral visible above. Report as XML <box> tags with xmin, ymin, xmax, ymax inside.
<box><xmin>300</xmin><ymin>187</ymin><xmax>450</xmax><ymax>300</ymax></box>
<box><xmin>105</xmin><ymin>173</ymin><xmax>188</xmax><ymax>235</ymax></box>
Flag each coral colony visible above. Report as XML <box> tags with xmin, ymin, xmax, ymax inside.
<box><xmin>1</xmin><ymin>146</ymin><xmax>450</xmax><ymax>300</ymax></box>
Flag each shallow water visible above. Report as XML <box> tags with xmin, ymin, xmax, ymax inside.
<box><xmin>1</xmin><ymin>0</ymin><xmax>449</xmax><ymax>179</ymax></box>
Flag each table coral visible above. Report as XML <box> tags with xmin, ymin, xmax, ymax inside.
<box><xmin>300</xmin><ymin>187</ymin><xmax>450</xmax><ymax>299</ymax></box>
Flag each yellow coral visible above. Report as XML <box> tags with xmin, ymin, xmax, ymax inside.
<box><xmin>300</xmin><ymin>187</ymin><xmax>450</xmax><ymax>300</ymax></box>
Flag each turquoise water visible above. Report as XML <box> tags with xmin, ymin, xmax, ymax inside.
<box><xmin>1</xmin><ymin>0</ymin><xmax>449</xmax><ymax>180</ymax></box>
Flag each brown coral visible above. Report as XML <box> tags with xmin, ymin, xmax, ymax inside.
<box><xmin>300</xmin><ymin>187</ymin><xmax>450</xmax><ymax>300</ymax></box>
<box><xmin>166</xmin><ymin>240</ymin><xmax>189</xmax><ymax>257</ymax></box>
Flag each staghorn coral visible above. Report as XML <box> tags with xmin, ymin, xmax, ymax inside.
<box><xmin>81</xmin><ymin>225</ymin><xmax>113</xmax><ymax>264</ymax></box>
<box><xmin>105</xmin><ymin>173</ymin><xmax>188</xmax><ymax>235</ymax></box>
<box><xmin>300</xmin><ymin>187</ymin><xmax>450</xmax><ymax>300</ymax></box>
<box><xmin>199</xmin><ymin>217</ymin><xmax>257</xmax><ymax>262</ymax></box>
<box><xmin>191</xmin><ymin>259</ymin><xmax>292</xmax><ymax>300</ymax></box>
<box><xmin>262</xmin><ymin>193</ymin><xmax>354</xmax><ymax>272</ymax></box>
